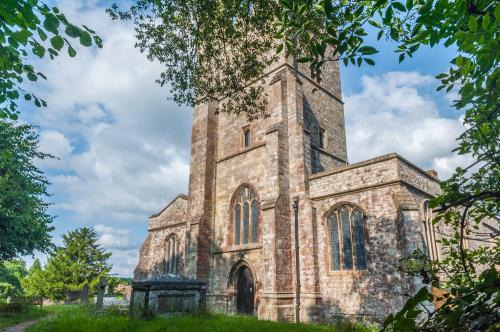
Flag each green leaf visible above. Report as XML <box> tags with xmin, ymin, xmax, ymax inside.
<box><xmin>43</xmin><ymin>14</ymin><xmax>60</xmax><ymax>34</ymax></box>
<box><xmin>377</xmin><ymin>30</ymin><xmax>384</xmax><ymax>40</ymax></box>
<box><xmin>79</xmin><ymin>31</ymin><xmax>92</xmax><ymax>47</ymax></box>
<box><xmin>50</xmin><ymin>35</ymin><xmax>64</xmax><ymax>51</ymax></box>
<box><xmin>406</xmin><ymin>0</ymin><xmax>414</xmax><ymax>10</ymax></box>
<box><xmin>297</xmin><ymin>57</ymin><xmax>312</xmax><ymax>63</ymax></box>
<box><xmin>24</xmin><ymin>94</ymin><xmax>32</xmax><ymax>101</ymax></box>
<box><xmin>399</xmin><ymin>53</ymin><xmax>405</xmax><ymax>63</ymax></box>
<box><xmin>359</xmin><ymin>46</ymin><xmax>378</xmax><ymax>55</ymax></box>
<box><xmin>468</xmin><ymin>16</ymin><xmax>477</xmax><ymax>32</ymax></box>
<box><xmin>392</xmin><ymin>2</ymin><xmax>407</xmax><ymax>12</ymax></box>
<box><xmin>364</xmin><ymin>58</ymin><xmax>375</xmax><ymax>65</ymax></box>
<box><xmin>68</xmin><ymin>46</ymin><xmax>77</xmax><ymax>57</ymax></box>
<box><xmin>32</xmin><ymin>44</ymin><xmax>46</xmax><ymax>58</ymax></box>
<box><xmin>324</xmin><ymin>0</ymin><xmax>333</xmax><ymax>16</ymax></box>
<box><xmin>481</xmin><ymin>14</ymin><xmax>490</xmax><ymax>30</ymax></box>
<box><xmin>455</xmin><ymin>31</ymin><xmax>466</xmax><ymax>40</ymax></box>
<box><xmin>27</xmin><ymin>72</ymin><xmax>37</xmax><ymax>81</ymax></box>
<box><xmin>495</xmin><ymin>4</ymin><xmax>500</xmax><ymax>20</ymax></box>
<box><xmin>37</xmin><ymin>28</ymin><xmax>47</xmax><ymax>41</ymax></box>
<box><xmin>276</xmin><ymin>43</ymin><xmax>284</xmax><ymax>54</ymax></box>
<box><xmin>65</xmin><ymin>24</ymin><xmax>81</xmax><ymax>38</ymax></box>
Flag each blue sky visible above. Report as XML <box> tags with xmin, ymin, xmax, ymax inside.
<box><xmin>21</xmin><ymin>0</ymin><xmax>468</xmax><ymax>276</ymax></box>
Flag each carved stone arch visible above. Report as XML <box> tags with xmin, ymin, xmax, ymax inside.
<box><xmin>228</xmin><ymin>184</ymin><xmax>261</xmax><ymax>246</ymax></box>
<box><xmin>322</xmin><ymin>201</ymin><xmax>367</xmax><ymax>221</ymax></box>
<box><xmin>227</xmin><ymin>259</ymin><xmax>256</xmax><ymax>287</ymax></box>
<box><xmin>227</xmin><ymin>259</ymin><xmax>257</xmax><ymax>315</ymax></box>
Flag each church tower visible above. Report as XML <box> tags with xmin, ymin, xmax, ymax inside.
<box><xmin>184</xmin><ymin>55</ymin><xmax>348</xmax><ymax>320</ymax></box>
<box><xmin>134</xmin><ymin>49</ymin><xmax>448</xmax><ymax>323</ymax></box>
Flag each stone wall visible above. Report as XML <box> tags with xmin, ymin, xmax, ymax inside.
<box><xmin>134</xmin><ymin>195</ymin><xmax>188</xmax><ymax>280</ymax></box>
<box><xmin>306</xmin><ymin>154</ymin><xmax>441</xmax><ymax>322</ymax></box>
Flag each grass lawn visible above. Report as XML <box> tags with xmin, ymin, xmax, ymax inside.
<box><xmin>0</xmin><ymin>305</ymin><xmax>78</xmax><ymax>331</ymax></box>
<box><xmin>0</xmin><ymin>305</ymin><xmax>56</xmax><ymax>330</ymax></box>
<box><xmin>27</xmin><ymin>306</ymin><xmax>378</xmax><ymax>332</ymax></box>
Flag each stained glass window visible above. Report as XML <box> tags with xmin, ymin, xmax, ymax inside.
<box><xmin>329</xmin><ymin>213</ymin><xmax>341</xmax><ymax>271</ymax></box>
<box><xmin>327</xmin><ymin>205</ymin><xmax>367</xmax><ymax>271</ymax></box>
<box><xmin>353</xmin><ymin>209</ymin><xmax>366</xmax><ymax>269</ymax></box>
<box><xmin>232</xmin><ymin>186</ymin><xmax>259</xmax><ymax>245</ymax></box>
<box><xmin>243</xmin><ymin>202</ymin><xmax>249</xmax><ymax>244</ymax></box>
<box><xmin>251</xmin><ymin>200</ymin><xmax>258</xmax><ymax>243</ymax></box>
<box><xmin>234</xmin><ymin>204</ymin><xmax>241</xmax><ymax>245</ymax></box>
<box><xmin>340</xmin><ymin>207</ymin><xmax>353</xmax><ymax>270</ymax></box>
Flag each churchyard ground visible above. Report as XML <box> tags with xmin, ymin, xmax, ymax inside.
<box><xmin>22</xmin><ymin>305</ymin><xmax>377</xmax><ymax>332</ymax></box>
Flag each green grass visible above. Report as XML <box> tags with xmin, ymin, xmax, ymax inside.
<box><xmin>0</xmin><ymin>305</ymin><xmax>52</xmax><ymax>330</ymax></box>
<box><xmin>26</xmin><ymin>306</ymin><xmax>378</xmax><ymax>332</ymax></box>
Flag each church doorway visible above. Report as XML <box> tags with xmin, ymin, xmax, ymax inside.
<box><xmin>236</xmin><ymin>266</ymin><xmax>254</xmax><ymax>315</ymax></box>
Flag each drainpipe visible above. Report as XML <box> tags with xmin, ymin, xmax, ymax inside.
<box><xmin>293</xmin><ymin>198</ymin><xmax>301</xmax><ymax>323</ymax></box>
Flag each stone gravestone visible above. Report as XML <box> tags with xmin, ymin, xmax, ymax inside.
<box><xmin>96</xmin><ymin>277</ymin><xmax>107</xmax><ymax>309</ymax></box>
<box><xmin>81</xmin><ymin>284</ymin><xmax>89</xmax><ymax>305</ymax></box>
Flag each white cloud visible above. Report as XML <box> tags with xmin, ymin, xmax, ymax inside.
<box><xmin>344</xmin><ymin>71</ymin><xmax>470</xmax><ymax>179</ymax></box>
<box><xmin>23</xmin><ymin>0</ymin><xmax>192</xmax><ymax>276</ymax></box>
<box><xmin>37</xmin><ymin>130</ymin><xmax>74</xmax><ymax>169</ymax></box>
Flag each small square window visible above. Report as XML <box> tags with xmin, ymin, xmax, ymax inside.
<box><xmin>319</xmin><ymin>128</ymin><xmax>325</xmax><ymax>149</ymax></box>
<box><xmin>243</xmin><ymin>127</ymin><xmax>251</xmax><ymax>147</ymax></box>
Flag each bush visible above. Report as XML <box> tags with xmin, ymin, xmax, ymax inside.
<box><xmin>0</xmin><ymin>302</ymin><xmax>27</xmax><ymax>315</ymax></box>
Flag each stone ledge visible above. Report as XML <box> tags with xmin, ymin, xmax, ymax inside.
<box><xmin>309</xmin><ymin>153</ymin><xmax>440</xmax><ymax>184</ymax></box>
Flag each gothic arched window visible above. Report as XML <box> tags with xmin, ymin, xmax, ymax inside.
<box><xmin>232</xmin><ymin>186</ymin><xmax>259</xmax><ymax>245</ymax></box>
<box><xmin>165</xmin><ymin>234</ymin><xmax>179</xmax><ymax>274</ymax></box>
<box><xmin>422</xmin><ymin>201</ymin><xmax>439</xmax><ymax>261</ymax></box>
<box><xmin>327</xmin><ymin>205</ymin><xmax>367</xmax><ymax>271</ymax></box>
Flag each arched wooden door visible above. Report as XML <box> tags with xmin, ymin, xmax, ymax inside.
<box><xmin>236</xmin><ymin>266</ymin><xmax>254</xmax><ymax>315</ymax></box>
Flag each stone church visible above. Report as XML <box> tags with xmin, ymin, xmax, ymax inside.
<box><xmin>134</xmin><ymin>55</ymin><xmax>442</xmax><ymax>323</ymax></box>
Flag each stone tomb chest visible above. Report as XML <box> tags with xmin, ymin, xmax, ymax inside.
<box><xmin>131</xmin><ymin>277</ymin><xmax>207</xmax><ymax>315</ymax></box>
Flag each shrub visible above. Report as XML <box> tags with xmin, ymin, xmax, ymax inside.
<box><xmin>0</xmin><ymin>302</ymin><xmax>27</xmax><ymax>315</ymax></box>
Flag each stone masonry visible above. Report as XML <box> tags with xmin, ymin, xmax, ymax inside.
<box><xmin>134</xmin><ymin>55</ymin><xmax>450</xmax><ymax>323</ymax></box>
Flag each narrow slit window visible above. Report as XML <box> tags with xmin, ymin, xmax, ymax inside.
<box><xmin>243</xmin><ymin>128</ymin><xmax>251</xmax><ymax>147</ymax></box>
<box><xmin>319</xmin><ymin>128</ymin><xmax>325</xmax><ymax>149</ymax></box>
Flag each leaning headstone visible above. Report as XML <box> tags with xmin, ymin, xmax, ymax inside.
<box><xmin>96</xmin><ymin>276</ymin><xmax>107</xmax><ymax>309</ymax></box>
<box><xmin>81</xmin><ymin>284</ymin><xmax>89</xmax><ymax>305</ymax></box>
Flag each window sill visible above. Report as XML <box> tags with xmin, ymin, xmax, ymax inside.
<box><xmin>213</xmin><ymin>243</ymin><xmax>262</xmax><ymax>254</ymax></box>
<box><xmin>327</xmin><ymin>269</ymin><xmax>368</xmax><ymax>276</ymax></box>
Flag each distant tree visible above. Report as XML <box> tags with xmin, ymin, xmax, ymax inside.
<box><xmin>0</xmin><ymin>260</ymin><xmax>28</xmax><ymax>300</ymax></box>
<box><xmin>0</xmin><ymin>120</ymin><xmax>54</xmax><ymax>260</ymax></box>
<box><xmin>44</xmin><ymin>228</ymin><xmax>112</xmax><ymax>300</ymax></box>
<box><xmin>21</xmin><ymin>259</ymin><xmax>48</xmax><ymax>299</ymax></box>
<box><xmin>0</xmin><ymin>0</ymin><xmax>102</xmax><ymax>120</ymax></box>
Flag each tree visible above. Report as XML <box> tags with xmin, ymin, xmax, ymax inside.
<box><xmin>21</xmin><ymin>259</ymin><xmax>48</xmax><ymax>299</ymax></box>
<box><xmin>111</xmin><ymin>1</ymin><xmax>499</xmax><ymax>330</ymax></box>
<box><xmin>0</xmin><ymin>0</ymin><xmax>102</xmax><ymax>120</ymax></box>
<box><xmin>0</xmin><ymin>259</ymin><xmax>28</xmax><ymax>300</ymax></box>
<box><xmin>44</xmin><ymin>227</ymin><xmax>112</xmax><ymax>300</ymax></box>
<box><xmin>0</xmin><ymin>120</ymin><xmax>54</xmax><ymax>260</ymax></box>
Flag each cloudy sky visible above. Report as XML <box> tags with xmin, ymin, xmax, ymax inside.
<box><xmin>22</xmin><ymin>0</ymin><xmax>467</xmax><ymax>276</ymax></box>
